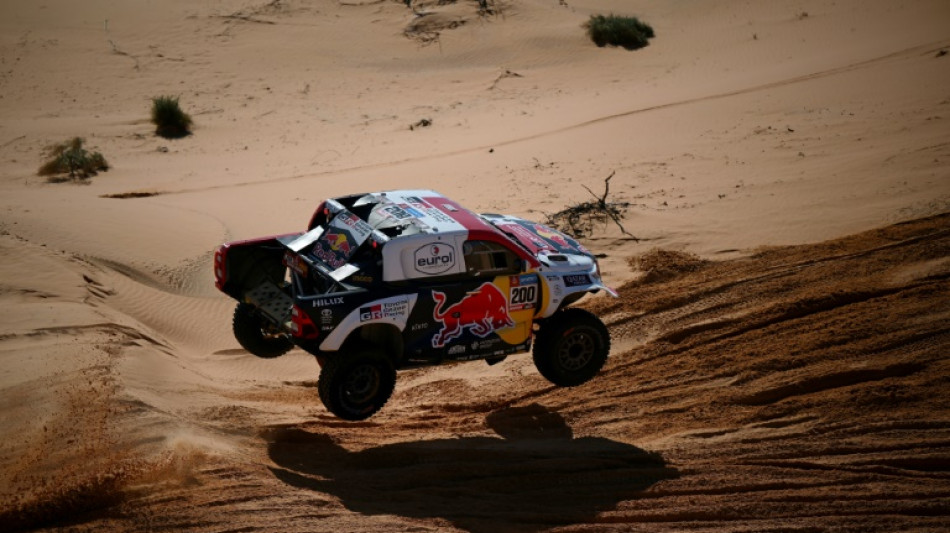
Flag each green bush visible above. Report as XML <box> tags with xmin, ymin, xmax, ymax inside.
<box><xmin>37</xmin><ymin>137</ymin><xmax>109</xmax><ymax>180</ymax></box>
<box><xmin>585</xmin><ymin>14</ymin><xmax>654</xmax><ymax>50</ymax></box>
<box><xmin>151</xmin><ymin>95</ymin><xmax>192</xmax><ymax>138</ymax></box>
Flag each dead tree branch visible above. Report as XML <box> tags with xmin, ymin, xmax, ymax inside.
<box><xmin>545</xmin><ymin>171</ymin><xmax>637</xmax><ymax>241</ymax></box>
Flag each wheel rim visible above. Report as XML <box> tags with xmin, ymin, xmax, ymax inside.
<box><xmin>343</xmin><ymin>364</ymin><xmax>380</xmax><ymax>405</ymax></box>
<box><xmin>255</xmin><ymin>311</ymin><xmax>287</xmax><ymax>342</ymax></box>
<box><xmin>556</xmin><ymin>328</ymin><xmax>596</xmax><ymax>371</ymax></box>
<box><xmin>260</xmin><ymin>327</ymin><xmax>287</xmax><ymax>342</ymax></box>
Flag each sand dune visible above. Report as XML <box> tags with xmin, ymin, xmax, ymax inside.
<box><xmin>1</xmin><ymin>0</ymin><xmax>949</xmax><ymax>531</ymax></box>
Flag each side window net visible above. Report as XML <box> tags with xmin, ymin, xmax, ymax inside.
<box><xmin>464</xmin><ymin>241</ymin><xmax>520</xmax><ymax>276</ymax></box>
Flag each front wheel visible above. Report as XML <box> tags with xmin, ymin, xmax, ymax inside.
<box><xmin>533</xmin><ymin>308</ymin><xmax>610</xmax><ymax>387</ymax></box>
<box><xmin>232</xmin><ymin>302</ymin><xmax>293</xmax><ymax>358</ymax></box>
<box><xmin>318</xmin><ymin>350</ymin><xmax>396</xmax><ymax>421</ymax></box>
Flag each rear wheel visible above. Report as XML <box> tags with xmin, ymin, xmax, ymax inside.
<box><xmin>232</xmin><ymin>302</ymin><xmax>293</xmax><ymax>358</ymax></box>
<box><xmin>533</xmin><ymin>308</ymin><xmax>610</xmax><ymax>387</ymax></box>
<box><xmin>318</xmin><ymin>350</ymin><xmax>396</xmax><ymax>421</ymax></box>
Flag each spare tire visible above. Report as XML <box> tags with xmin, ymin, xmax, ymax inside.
<box><xmin>232</xmin><ymin>302</ymin><xmax>293</xmax><ymax>358</ymax></box>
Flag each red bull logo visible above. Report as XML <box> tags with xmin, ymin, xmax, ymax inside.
<box><xmin>325</xmin><ymin>232</ymin><xmax>352</xmax><ymax>255</ymax></box>
<box><xmin>534</xmin><ymin>224</ymin><xmax>570</xmax><ymax>248</ymax></box>
<box><xmin>431</xmin><ymin>283</ymin><xmax>514</xmax><ymax>348</ymax></box>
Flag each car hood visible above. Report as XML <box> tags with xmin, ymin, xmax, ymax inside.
<box><xmin>480</xmin><ymin>214</ymin><xmax>593</xmax><ymax>259</ymax></box>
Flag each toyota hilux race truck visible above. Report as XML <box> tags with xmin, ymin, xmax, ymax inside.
<box><xmin>213</xmin><ymin>190</ymin><xmax>617</xmax><ymax>420</ymax></box>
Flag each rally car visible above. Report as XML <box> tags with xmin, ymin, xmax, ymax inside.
<box><xmin>213</xmin><ymin>190</ymin><xmax>616</xmax><ymax>420</ymax></box>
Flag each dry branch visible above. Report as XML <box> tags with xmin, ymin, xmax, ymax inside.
<box><xmin>545</xmin><ymin>171</ymin><xmax>637</xmax><ymax>240</ymax></box>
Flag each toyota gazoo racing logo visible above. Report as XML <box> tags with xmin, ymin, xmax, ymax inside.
<box><xmin>430</xmin><ymin>283</ymin><xmax>514</xmax><ymax>348</ymax></box>
<box><xmin>414</xmin><ymin>243</ymin><xmax>456</xmax><ymax>275</ymax></box>
<box><xmin>359</xmin><ymin>304</ymin><xmax>383</xmax><ymax>322</ymax></box>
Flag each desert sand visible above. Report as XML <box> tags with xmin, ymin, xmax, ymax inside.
<box><xmin>1</xmin><ymin>0</ymin><xmax>948</xmax><ymax>531</ymax></box>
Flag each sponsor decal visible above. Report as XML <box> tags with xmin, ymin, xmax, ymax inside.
<box><xmin>533</xmin><ymin>224</ymin><xmax>571</xmax><ymax>248</ymax></box>
<box><xmin>351</xmin><ymin>274</ymin><xmax>374</xmax><ymax>283</ymax></box>
<box><xmin>405</xmin><ymin>196</ymin><xmax>429</xmax><ymax>208</ymax></box>
<box><xmin>504</xmin><ymin>223</ymin><xmax>554</xmax><ymax>251</ymax></box>
<box><xmin>508</xmin><ymin>274</ymin><xmax>539</xmax><ymax>311</ymax></box>
<box><xmin>360</xmin><ymin>304</ymin><xmax>382</xmax><ymax>322</ymax></box>
<box><xmin>333</xmin><ymin>211</ymin><xmax>374</xmax><ymax>240</ymax></box>
<box><xmin>411</xmin><ymin>323</ymin><xmax>429</xmax><ymax>331</ymax></box>
<box><xmin>563</xmin><ymin>274</ymin><xmax>592</xmax><ymax>287</ymax></box>
<box><xmin>312</xmin><ymin>231</ymin><xmax>354</xmax><ymax>269</ymax></box>
<box><xmin>383</xmin><ymin>205</ymin><xmax>413</xmax><ymax>220</ymax></box>
<box><xmin>325</xmin><ymin>232</ymin><xmax>351</xmax><ymax>255</ymax></box>
<box><xmin>545</xmin><ymin>274</ymin><xmax>564</xmax><ymax>296</ymax></box>
<box><xmin>447</xmin><ymin>345</ymin><xmax>466</xmax><ymax>356</ymax></box>
<box><xmin>431</xmin><ymin>283</ymin><xmax>514</xmax><ymax>348</ymax></box>
<box><xmin>425</xmin><ymin>208</ymin><xmax>456</xmax><ymax>225</ymax></box>
<box><xmin>320</xmin><ymin>308</ymin><xmax>334</xmax><ymax>330</ymax></box>
<box><xmin>311</xmin><ymin>210</ymin><xmax>375</xmax><ymax>270</ymax></box>
<box><xmin>400</xmin><ymin>197</ymin><xmax>457</xmax><ymax>225</ymax></box>
<box><xmin>283</xmin><ymin>251</ymin><xmax>309</xmax><ymax>276</ymax></box>
<box><xmin>312</xmin><ymin>244</ymin><xmax>345</xmax><ymax>269</ymax></box>
<box><xmin>398</xmin><ymin>203</ymin><xmax>426</xmax><ymax>219</ymax></box>
<box><xmin>314</xmin><ymin>296</ymin><xmax>344</xmax><ymax>307</ymax></box>
<box><xmin>470</xmin><ymin>338</ymin><xmax>501</xmax><ymax>351</ymax></box>
<box><xmin>359</xmin><ymin>300</ymin><xmax>410</xmax><ymax>322</ymax></box>
<box><xmin>510</xmin><ymin>274</ymin><xmax>536</xmax><ymax>286</ymax></box>
<box><xmin>414</xmin><ymin>243</ymin><xmax>456</xmax><ymax>275</ymax></box>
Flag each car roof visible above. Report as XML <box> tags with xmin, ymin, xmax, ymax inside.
<box><xmin>313</xmin><ymin>190</ymin><xmax>542</xmax><ymax>271</ymax></box>
<box><xmin>353</xmin><ymin>190</ymin><xmax>500</xmax><ymax>238</ymax></box>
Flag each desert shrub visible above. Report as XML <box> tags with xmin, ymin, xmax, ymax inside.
<box><xmin>585</xmin><ymin>14</ymin><xmax>654</xmax><ymax>50</ymax></box>
<box><xmin>151</xmin><ymin>95</ymin><xmax>192</xmax><ymax>138</ymax></box>
<box><xmin>37</xmin><ymin>137</ymin><xmax>109</xmax><ymax>180</ymax></box>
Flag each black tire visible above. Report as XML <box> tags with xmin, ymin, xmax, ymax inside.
<box><xmin>532</xmin><ymin>307</ymin><xmax>610</xmax><ymax>387</ymax></box>
<box><xmin>318</xmin><ymin>350</ymin><xmax>396</xmax><ymax>421</ymax></box>
<box><xmin>232</xmin><ymin>302</ymin><xmax>293</xmax><ymax>359</ymax></box>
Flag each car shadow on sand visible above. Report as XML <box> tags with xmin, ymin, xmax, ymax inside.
<box><xmin>264</xmin><ymin>404</ymin><xmax>677</xmax><ymax>532</ymax></box>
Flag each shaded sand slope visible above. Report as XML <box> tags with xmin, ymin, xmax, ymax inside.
<box><xmin>3</xmin><ymin>213</ymin><xmax>946</xmax><ymax>532</ymax></box>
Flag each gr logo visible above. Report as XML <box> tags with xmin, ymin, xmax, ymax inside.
<box><xmin>414</xmin><ymin>243</ymin><xmax>456</xmax><ymax>275</ymax></box>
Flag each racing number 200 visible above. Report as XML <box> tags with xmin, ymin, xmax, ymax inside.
<box><xmin>510</xmin><ymin>285</ymin><xmax>537</xmax><ymax>305</ymax></box>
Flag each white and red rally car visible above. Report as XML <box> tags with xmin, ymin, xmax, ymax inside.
<box><xmin>214</xmin><ymin>190</ymin><xmax>616</xmax><ymax>420</ymax></box>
